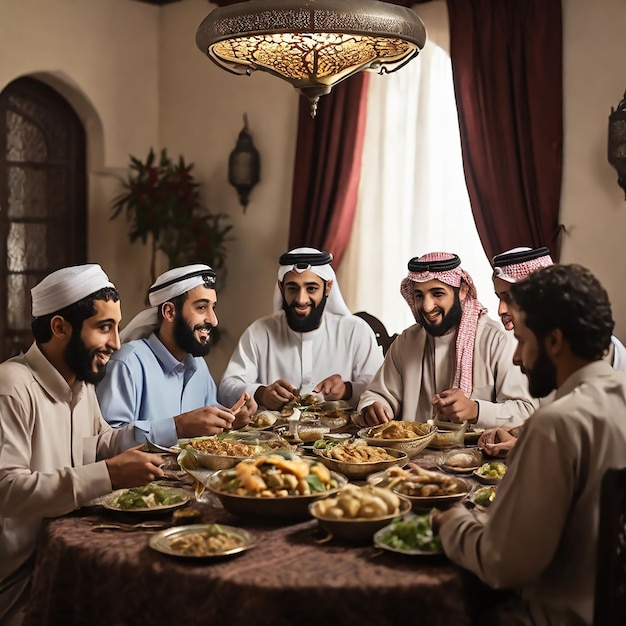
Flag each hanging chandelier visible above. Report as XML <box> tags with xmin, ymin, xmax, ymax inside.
<box><xmin>196</xmin><ymin>0</ymin><xmax>427</xmax><ymax>117</ymax></box>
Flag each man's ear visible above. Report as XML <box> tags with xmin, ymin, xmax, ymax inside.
<box><xmin>50</xmin><ymin>315</ymin><xmax>71</xmax><ymax>339</ymax></box>
<box><xmin>277</xmin><ymin>279</ymin><xmax>285</xmax><ymax>295</ymax></box>
<box><xmin>161</xmin><ymin>302</ymin><xmax>176</xmax><ymax>322</ymax></box>
<box><xmin>325</xmin><ymin>279</ymin><xmax>333</xmax><ymax>296</ymax></box>
<box><xmin>459</xmin><ymin>283</ymin><xmax>469</xmax><ymax>301</ymax></box>
<box><xmin>545</xmin><ymin>328</ymin><xmax>564</xmax><ymax>356</ymax></box>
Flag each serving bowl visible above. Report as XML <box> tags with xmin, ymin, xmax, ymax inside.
<box><xmin>367</xmin><ymin>464</ymin><xmax>471</xmax><ymax>512</ymax></box>
<box><xmin>357</xmin><ymin>422</ymin><xmax>437</xmax><ymax>458</ymax></box>
<box><xmin>207</xmin><ymin>457</ymin><xmax>348</xmax><ymax>520</ymax></box>
<box><xmin>428</xmin><ymin>420</ymin><xmax>467</xmax><ymax>449</ymax></box>
<box><xmin>473</xmin><ymin>461</ymin><xmax>507</xmax><ymax>485</ymax></box>
<box><xmin>312</xmin><ymin>446</ymin><xmax>408</xmax><ymax>481</ymax></box>
<box><xmin>393</xmin><ymin>476</ymin><xmax>471</xmax><ymax>512</ymax></box>
<box><xmin>178</xmin><ymin>431</ymin><xmax>293</xmax><ymax>470</ymax></box>
<box><xmin>309</xmin><ymin>496</ymin><xmax>411</xmax><ymax>543</ymax></box>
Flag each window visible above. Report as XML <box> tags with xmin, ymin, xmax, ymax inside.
<box><xmin>0</xmin><ymin>77</ymin><xmax>86</xmax><ymax>360</ymax></box>
<box><xmin>338</xmin><ymin>40</ymin><xmax>498</xmax><ymax>334</ymax></box>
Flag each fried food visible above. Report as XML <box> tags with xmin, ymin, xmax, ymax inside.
<box><xmin>325</xmin><ymin>443</ymin><xmax>396</xmax><ymax>463</ymax></box>
<box><xmin>370</xmin><ymin>421</ymin><xmax>431</xmax><ymax>440</ymax></box>
<box><xmin>383</xmin><ymin>464</ymin><xmax>465</xmax><ymax>497</ymax></box>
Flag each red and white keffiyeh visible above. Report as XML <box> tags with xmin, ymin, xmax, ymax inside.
<box><xmin>400</xmin><ymin>252</ymin><xmax>487</xmax><ymax>396</ymax></box>
<box><xmin>492</xmin><ymin>247</ymin><xmax>554</xmax><ymax>284</ymax></box>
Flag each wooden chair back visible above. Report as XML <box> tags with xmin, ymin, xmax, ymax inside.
<box><xmin>594</xmin><ymin>466</ymin><xmax>626</xmax><ymax>626</ymax></box>
<box><xmin>354</xmin><ymin>311</ymin><xmax>398</xmax><ymax>356</ymax></box>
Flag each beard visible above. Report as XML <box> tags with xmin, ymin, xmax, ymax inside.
<box><xmin>64</xmin><ymin>330</ymin><xmax>110</xmax><ymax>385</ymax></box>
<box><xmin>523</xmin><ymin>343</ymin><xmax>557</xmax><ymax>398</ymax></box>
<box><xmin>173</xmin><ymin>313</ymin><xmax>212</xmax><ymax>357</ymax></box>
<box><xmin>283</xmin><ymin>294</ymin><xmax>328</xmax><ymax>333</ymax></box>
<box><xmin>418</xmin><ymin>294</ymin><xmax>463</xmax><ymax>337</ymax></box>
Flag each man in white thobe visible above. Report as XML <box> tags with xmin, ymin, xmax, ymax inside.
<box><xmin>218</xmin><ymin>247</ymin><xmax>383</xmax><ymax>410</ymax></box>
<box><xmin>356</xmin><ymin>251</ymin><xmax>535</xmax><ymax>429</ymax></box>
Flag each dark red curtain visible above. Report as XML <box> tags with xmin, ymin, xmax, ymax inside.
<box><xmin>446</xmin><ymin>0</ymin><xmax>563</xmax><ymax>260</ymax></box>
<box><xmin>288</xmin><ymin>74</ymin><xmax>369</xmax><ymax>266</ymax></box>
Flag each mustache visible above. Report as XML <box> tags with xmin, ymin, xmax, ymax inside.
<box><xmin>193</xmin><ymin>323</ymin><xmax>214</xmax><ymax>332</ymax></box>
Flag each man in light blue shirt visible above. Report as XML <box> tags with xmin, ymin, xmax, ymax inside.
<box><xmin>96</xmin><ymin>264</ymin><xmax>256</xmax><ymax>446</ymax></box>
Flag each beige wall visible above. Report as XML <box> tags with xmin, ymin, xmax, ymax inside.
<box><xmin>560</xmin><ymin>0</ymin><xmax>626</xmax><ymax>339</ymax></box>
<box><xmin>1</xmin><ymin>0</ymin><xmax>625</xmax><ymax>381</ymax></box>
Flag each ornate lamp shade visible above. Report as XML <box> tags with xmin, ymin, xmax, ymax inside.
<box><xmin>609</xmin><ymin>91</ymin><xmax>626</xmax><ymax>201</ymax></box>
<box><xmin>196</xmin><ymin>0</ymin><xmax>427</xmax><ymax>117</ymax></box>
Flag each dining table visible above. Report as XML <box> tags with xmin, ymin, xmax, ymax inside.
<box><xmin>22</xmin><ymin>447</ymin><xmax>503</xmax><ymax>626</ymax></box>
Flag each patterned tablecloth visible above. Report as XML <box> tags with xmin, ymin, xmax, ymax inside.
<box><xmin>22</xmin><ymin>452</ymin><xmax>500</xmax><ymax>626</ymax></box>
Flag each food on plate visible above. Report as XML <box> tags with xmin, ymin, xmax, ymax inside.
<box><xmin>114</xmin><ymin>484</ymin><xmax>186</xmax><ymax>510</ymax></box>
<box><xmin>376</xmin><ymin>514</ymin><xmax>442</xmax><ymax>552</ymax></box>
<box><xmin>249</xmin><ymin>411</ymin><xmax>279</xmax><ymax>429</ymax></box>
<box><xmin>212</xmin><ymin>453</ymin><xmax>338</xmax><ymax>498</ymax></box>
<box><xmin>370</xmin><ymin>421</ymin><xmax>432</xmax><ymax>440</ymax></box>
<box><xmin>280</xmin><ymin>394</ymin><xmax>322</xmax><ymax>417</ymax></box>
<box><xmin>319</xmin><ymin>442</ymin><xmax>397</xmax><ymax>464</ymax></box>
<box><xmin>473</xmin><ymin>486</ymin><xmax>497</xmax><ymax>508</ymax></box>
<box><xmin>180</xmin><ymin>432</ymin><xmax>290</xmax><ymax>458</ymax></box>
<box><xmin>183</xmin><ymin>437</ymin><xmax>263</xmax><ymax>457</ymax></box>
<box><xmin>313</xmin><ymin>484</ymin><xmax>402</xmax><ymax>519</ymax></box>
<box><xmin>382</xmin><ymin>464</ymin><xmax>466</xmax><ymax>498</ymax></box>
<box><xmin>168</xmin><ymin>524</ymin><xmax>245</xmax><ymax>556</ymax></box>
<box><xmin>476</xmin><ymin>462</ymin><xmax>507</xmax><ymax>480</ymax></box>
<box><xmin>444</xmin><ymin>452</ymin><xmax>478</xmax><ymax>469</ymax></box>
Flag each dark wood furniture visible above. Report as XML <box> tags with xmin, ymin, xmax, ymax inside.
<box><xmin>594</xmin><ymin>467</ymin><xmax>626</xmax><ymax>626</ymax></box>
<box><xmin>355</xmin><ymin>311</ymin><xmax>398</xmax><ymax>356</ymax></box>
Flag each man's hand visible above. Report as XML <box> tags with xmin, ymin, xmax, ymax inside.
<box><xmin>105</xmin><ymin>448</ymin><xmax>164</xmax><ymax>490</ymax></box>
<box><xmin>432</xmin><ymin>388</ymin><xmax>479</xmax><ymax>423</ymax></box>
<box><xmin>254</xmin><ymin>379</ymin><xmax>298</xmax><ymax>410</ymax></box>
<box><xmin>353</xmin><ymin>401</ymin><xmax>393</xmax><ymax>428</ymax></box>
<box><xmin>313</xmin><ymin>374</ymin><xmax>351</xmax><ymax>401</ymax></box>
<box><xmin>230</xmin><ymin>392</ymin><xmax>257</xmax><ymax>429</ymax></box>
<box><xmin>173</xmin><ymin>406</ymin><xmax>236</xmax><ymax>439</ymax></box>
<box><xmin>478</xmin><ymin>427</ymin><xmax>517</xmax><ymax>457</ymax></box>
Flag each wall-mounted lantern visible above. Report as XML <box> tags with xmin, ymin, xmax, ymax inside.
<box><xmin>228</xmin><ymin>114</ymin><xmax>260</xmax><ymax>211</ymax></box>
<box><xmin>608</xmin><ymin>91</ymin><xmax>626</xmax><ymax>201</ymax></box>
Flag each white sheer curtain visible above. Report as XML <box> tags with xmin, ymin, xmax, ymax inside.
<box><xmin>337</xmin><ymin>39</ymin><xmax>498</xmax><ymax>336</ymax></box>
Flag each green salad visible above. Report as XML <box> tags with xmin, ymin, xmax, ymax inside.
<box><xmin>473</xmin><ymin>486</ymin><xmax>497</xmax><ymax>507</ymax></box>
<box><xmin>115</xmin><ymin>484</ymin><xmax>185</xmax><ymax>510</ymax></box>
<box><xmin>377</xmin><ymin>514</ymin><xmax>442</xmax><ymax>552</ymax></box>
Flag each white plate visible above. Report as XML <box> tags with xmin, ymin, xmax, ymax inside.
<box><xmin>149</xmin><ymin>523</ymin><xmax>257</xmax><ymax>559</ymax></box>
<box><xmin>102</xmin><ymin>485</ymin><xmax>190</xmax><ymax>513</ymax></box>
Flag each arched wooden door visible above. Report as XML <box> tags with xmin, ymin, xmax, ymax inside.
<box><xmin>0</xmin><ymin>77</ymin><xmax>86</xmax><ymax>361</ymax></box>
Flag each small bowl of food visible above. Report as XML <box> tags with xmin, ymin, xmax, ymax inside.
<box><xmin>473</xmin><ymin>461</ymin><xmax>507</xmax><ymax>484</ymax></box>
<box><xmin>428</xmin><ymin>420</ymin><xmax>467</xmax><ymax>449</ymax></box>
<box><xmin>207</xmin><ymin>451</ymin><xmax>347</xmax><ymax>521</ymax></box>
<box><xmin>471</xmin><ymin>485</ymin><xmax>497</xmax><ymax>510</ymax></box>
<box><xmin>312</xmin><ymin>442</ymin><xmax>408</xmax><ymax>481</ymax></box>
<box><xmin>440</xmin><ymin>448</ymin><xmax>483</xmax><ymax>474</ymax></box>
<box><xmin>357</xmin><ymin>421</ymin><xmax>437</xmax><ymax>458</ymax></box>
<box><xmin>309</xmin><ymin>484</ymin><xmax>412</xmax><ymax>543</ymax></box>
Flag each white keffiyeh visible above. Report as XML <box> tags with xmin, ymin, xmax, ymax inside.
<box><xmin>120</xmin><ymin>264</ymin><xmax>216</xmax><ymax>342</ymax></box>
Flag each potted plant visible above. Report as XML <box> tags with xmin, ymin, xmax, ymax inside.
<box><xmin>111</xmin><ymin>148</ymin><xmax>232</xmax><ymax>285</ymax></box>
